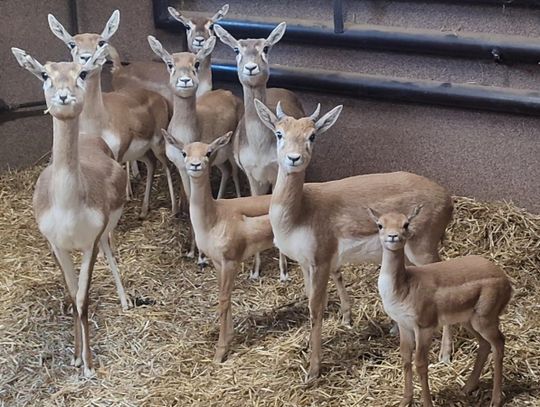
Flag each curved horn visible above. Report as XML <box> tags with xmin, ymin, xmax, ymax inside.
<box><xmin>276</xmin><ymin>101</ymin><xmax>286</xmax><ymax>119</ymax></box>
<box><xmin>309</xmin><ymin>103</ymin><xmax>321</xmax><ymax>122</ymax></box>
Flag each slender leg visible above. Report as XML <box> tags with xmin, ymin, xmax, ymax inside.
<box><xmin>463</xmin><ymin>322</ymin><xmax>491</xmax><ymax>395</ymax></box>
<box><xmin>153</xmin><ymin>148</ymin><xmax>177</xmax><ymax>216</ymax></box>
<box><xmin>230</xmin><ymin>159</ymin><xmax>241</xmax><ymax>198</ymax></box>
<box><xmin>99</xmin><ymin>234</ymin><xmax>131</xmax><ymax>311</ymax></box>
<box><xmin>399</xmin><ymin>326</ymin><xmax>415</xmax><ymax>407</ymax></box>
<box><xmin>305</xmin><ymin>264</ymin><xmax>330</xmax><ymax>383</ymax></box>
<box><xmin>472</xmin><ymin>318</ymin><xmax>505</xmax><ymax>407</ymax></box>
<box><xmin>214</xmin><ymin>260</ymin><xmax>239</xmax><ymax>362</ymax></box>
<box><xmin>76</xmin><ymin>242</ymin><xmax>99</xmax><ymax>378</ymax></box>
<box><xmin>125</xmin><ymin>164</ymin><xmax>133</xmax><ymax>202</ymax></box>
<box><xmin>250</xmin><ymin>252</ymin><xmax>261</xmax><ymax>280</ymax></box>
<box><xmin>414</xmin><ymin>327</ymin><xmax>434</xmax><ymax>407</ymax></box>
<box><xmin>216</xmin><ymin>163</ymin><xmax>231</xmax><ymax>199</ymax></box>
<box><xmin>51</xmin><ymin>244</ymin><xmax>81</xmax><ymax>367</ymax></box>
<box><xmin>330</xmin><ymin>269</ymin><xmax>352</xmax><ymax>327</ymax></box>
<box><xmin>138</xmin><ymin>153</ymin><xmax>156</xmax><ymax>220</ymax></box>
<box><xmin>131</xmin><ymin>160</ymin><xmax>141</xmax><ymax>179</ymax></box>
<box><xmin>278</xmin><ymin>252</ymin><xmax>288</xmax><ymax>282</ymax></box>
<box><xmin>187</xmin><ymin>228</ymin><xmax>196</xmax><ymax>259</ymax></box>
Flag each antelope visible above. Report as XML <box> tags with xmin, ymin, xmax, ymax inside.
<box><xmin>368</xmin><ymin>207</ymin><xmax>511</xmax><ymax>407</ymax></box>
<box><xmin>47</xmin><ymin>10</ymin><xmax>176</xmax><ymax>219</ymax></box>
<box><xmin>215</xmin><ymin>22</ymin><xmax>304</xmax><ymax>280</ymax></box>
<box><xmin>161</xmin><ymin>131</ymin><xmax>303</xmax><ymax>361</ymax></box>
<box><xmin>254</xmin><ymin>99</ymin><xmax>455</xmax><ymax>383</ymax></box>
<box><xmin>109</xmin><ymin>4</ymin><xmax>229</xmax><ymax>106</ymax></box>
<box><xmin>148</xmin><ymin>35</ymin><xmax>243</xmax><ymax>262</ymax></box>
<box><xmin>12</xmin><ymin>46</ymin><xmax>129</xmax><ymax>376</ymax></box>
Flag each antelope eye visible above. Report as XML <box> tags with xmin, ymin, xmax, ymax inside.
<box><xmin>167</xmin><ymin>63</ymin><xmax>174</xmax><ymax>70</ymax></box>
<box><xmin>275</xmin><ymin>131</ymin><xmax>283</xmax><ymax>140</ymax></box>
<box><xmin>41</xmin><ymin>72</ymin><xmax>49</xmax><ymax>80</ymax></box>
<box><xmin>194</xmin><ymin>61</ymin><xmax>200</xmax><ymax>70</ymax></box>
<box><xmin>234</xmin><ymin>47</ymin><xmax>240</xmax><ymax>55</ymax></box>
<box><xmin>68</xmin><ymin>42</ymin><xmax>76</xmax><ymax>49</ymax></box>
<box><xmin>98</xmin><ymin>40</ymin><xmax>106</xmax><ymax>47</ymax></box>
<box><xmin>377</xmin><ymin>224</ymin><xmax>383</xmax><ymax>230</ymax></box>
<box><xmin>263</xmin><ymin>46</ymin><xmax>269</xmax><ymax>54</ymax></box>
<box><xmin>404</xmin><ymin>222</ymin><xmax>410</xmax><ymax>230</ymax></box>
<box><xmin>79</xmin><ymin>71</ymin><xmax>88</xmax><ymax>80</ymax></box>
<box><xmin>185</xmin><ymin>25</ymin><xmax>191</xmax><ymax>31</ymax></box>
<box><xmin>308</xmin><ymin>133</ymin><xmax>316</xmax><ymax>142</ymax></box>
<box><xmin>206</xmin><ymin>151</ymin><xmax>212</xmax><ymax>157</ymax></box>
<box><xmin>181</xmin><ymin>151</ymin><xmax>187</xmax><ymax>157</ymax></box>
<box><xmin>209</xmin><ymin>24</ymin><xmax>214</xmax><ymax>30</ymax></box>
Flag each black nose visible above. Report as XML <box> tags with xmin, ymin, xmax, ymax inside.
<box><xmin>181</xmin><ymin>78</ymin><xmax>190</xmax><ymax>83</ymax></box>
<box><xmin>81</xmin><ymin>55</ymin><xmax>90</xmax><ymax>62</ymax></box>
<box><xmin>191</xmin><ymin>163</ymin><xmax>201</xmax><ymax>168</ymax></box>
<box><xmin>288</xmin><ymin>155</ymin><xmax>300</xmax><ymax>163</ymax></box>
<box><xmin>59</xmin><ymin>95</ymin><xmax>68</xmax><ymax>103</ymax></box>
<box><xmin>388</xmin><ymin>234</ymin><xmax>398</xmax><ymax>241</ymax></box>
<box><xmin>246</xmin><ymin>66</ymin><xmax>256</xmax><ymax>73</ymax></box>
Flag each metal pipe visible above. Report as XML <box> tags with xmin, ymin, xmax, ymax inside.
<box><xmin>333</xmin><ymin>0</ymin><xmax>344</xmax><ymax>34</ymax></box>
<box><xmin>152</xmin><ymin>0</ymin><xmax>540</xmax><ymax>64</ymax></box>
<box><xmin>211</xmin><ymin>60</ymin><xmax>540</xmax><ymax>116</ymax></box>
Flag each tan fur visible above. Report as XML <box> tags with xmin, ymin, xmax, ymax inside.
<box><xmin>177</xmin><ymin>137</ymin><xmax>313</xmax><ymax>362</ymax></box>
<box><xmin>372</xmin><ymin>211</ymin><xmax>512</xmax><ymax>407</ymax></box>
<box><xmin>111</xmin><ymin>5</ymin><xmax>229</xmax><ymax>104</ymax></box>
<box><xmin>11</xmin><ymin>52</ymin><xmax>129</xmax><ymax>377</ymax></box>
<box><xmin>254</xmin><ymin>100</ymin><xmax>455</xmax><ymax>382</ymax></box>
<box><xmin>47</xmin><ymin>12</ymin><xmax>176</xmax><ymax>219</ymax></box>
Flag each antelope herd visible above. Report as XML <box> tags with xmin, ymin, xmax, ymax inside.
<box><xmin>11</xmin><ymin>5</ymin><xmax>512</xmax><ymax>406</ymax></box>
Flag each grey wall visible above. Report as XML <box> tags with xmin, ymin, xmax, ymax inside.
<box><xmin>1</xmin><ymin>0</ymin><xmax>538</xmax><ymax>212</ymax></box>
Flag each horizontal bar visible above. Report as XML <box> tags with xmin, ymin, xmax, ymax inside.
<box><xmin>153</xmin><ymin>0</ymin><xmax>540</xmax><ymax>64</ymax></box>
<box><xmin>0</xmin><ymin>100</ymin><xmax>46</xmax><ymax>114</ymax></box>
<box><xmin>212</xmin><ymin>60</ymin><xmax>540</xmax><ymax>116</ymax></box>
<box><xmin>389</xmin><ymin>0</ymin><xmax>540</xmax><ymax>7</ymax></box>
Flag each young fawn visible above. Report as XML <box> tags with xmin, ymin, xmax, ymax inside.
<box><xmin>369</xmin><ymin>207</ymin><xmax>512</xmax><ymax>407</ymax></box>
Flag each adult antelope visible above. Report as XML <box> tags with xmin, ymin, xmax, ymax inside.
<box><xmin>12</xmin><ymin>46</ymin><xmax>128</xmax><ymax>376</ymax></box>
<box><xmin>215</xmin><ymin>22</ymin><xmax>304</xmax><ymax>280</ymax></box>
<box><xmin>110</xmin><ymin>5</ymin><xmax>228</xmax><ymax>105</ymax></box>
<box><xmin>48</xmin><ymin>10</ymin><xmax>175</xmax><ymax>219</ymax></box>
<box><xmin>148</xmin><ymin>35</ymin><xmax>243</xmax><ymax>263</ymax></box>
<box><xmin>161</xmin><ymin>131</ymin><xmax>300</xmax><ymax>361</ymax></box>
<box><xmin>369</xmin><ymin>208</ymin><xmax>511</xmax><ymax>407</ymax></box>
<box><xmin>254</xmin><ymin>100</ymin><xmax>455</xmax><ymax>382</ymax></box>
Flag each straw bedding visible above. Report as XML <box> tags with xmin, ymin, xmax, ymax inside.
<box><xmin>0</xmin><ymin>166</ymin><xmax>538</xmax><ymax>406</ymax></box>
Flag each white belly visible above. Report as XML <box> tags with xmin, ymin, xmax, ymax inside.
<box><xmin>38</xmin><ymin>206</ymin><xmax>105</xmax><ymax>250</ymax></box>
<box><xmin>122</xmin><ymin>138</ymin><xmax>151</xmax><ymax>162</ymax></box>
<box><xmin>337</xmin><ymin>235</ymin><xmax>382</xmax><ymax>267</ymax></box>
<box><xmin>102</xmin><ymin>130</ymin><xmax>121</xmax><ymax>160</ymax></box>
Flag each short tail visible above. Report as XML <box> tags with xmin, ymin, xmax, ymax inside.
<box><xmin>107</xmin><ymin>45</ymin><xmax>122</xmax><ymax>73</ymax></box>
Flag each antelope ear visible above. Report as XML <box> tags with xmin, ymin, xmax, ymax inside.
<box><xmin>48</xmin><ymin>14</ymin><xmax>75</xmax><ymax>48</ymax></box>
<box><xmin>168</xmin><ymin>6</ymin><xmax>191</xmax><ymax>28</ymax></box>
<box><xmin>161</xmin><ymin>129</ymin><xmax>184</xmax><ymax>150</ymax></box>
<box><xmin>266</xmin><ymin>22</ymin><xmax>286</xmax><ymax>46</ymax></box>
<box><xmin>254</xmin><ymin>99</ymin><xmax>278</xmax><ymax>131</ymax></box>
<box><xmin>213</xmin><ymin>24</ymin><xmax>238</xmax><ymax>49</ymax></box>
<box><xmin>211</xmin><ymin>4</ymin><xmax>229</xmax><ymax>22</ymax></box>
<box><xmin>208</xmin><ymin>131</ymin><xmax>233</xmax><ymax>156</ymax></box>
<box><xmin>367</xmin><ymin>207</ymin><xmax>381</xmax><ymax>224</ymax></box>
<box><xmin>11</xmin><ymin>48</ymin><xmax>47</xmax><ymax>81</ymax></box>
<box><xmin>101</xmin><ymin>10</ymin><xmax>120</xmax><ymax>40</ymax></box>
<box><xmin>407</xmin><ymin>204</ymin><xmax>423</xmax><ymax>222</ymax></box>
<box><xmin>314</xmin><ymin>105</ymin><xmax>343</xmax><ymax>134</ymax></box>
<box><xmin>196</xmin><ymin>36</ymin><xmax>216</xmax><ymax>60</ymax></box>
<box><xmin>147</xmin><ymin>35</ymin><xmax>174</xmax><ymax>73</ymax></box>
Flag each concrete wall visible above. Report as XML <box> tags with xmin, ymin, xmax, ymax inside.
<box><xmin>1</xmin><ymin>0</ymin><xmax>538</xmax><ymax>212</ymax></box>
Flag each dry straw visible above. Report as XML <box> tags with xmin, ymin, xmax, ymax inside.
<box><xmin>0</xmin><ymin>166</ymin><xmax>538</xmax><ymax>406</ymax></box>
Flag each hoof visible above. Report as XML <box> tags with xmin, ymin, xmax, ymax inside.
<box><xmin>121</xmin><ymin>297</ymin><xmax>134</xmax><ymax>311</ymax></box>
<box><xmin>438</xmin><ymin>350</ymin><xmax>451</xmax><ymax>364</ymax></box>
<box><xmin>399</xmin><ymin>397</ymin><xmax>413</xmax><ymax>407</ymax></box>
<box><xmin>341</xmin><ymin>314</ymin><xmax>353</xmax><ymax>328</ymax></box>
<box><xmin>249</xmin><ymin>271</ymin><xmax>260</xmax><ymax>280</ymax></box>
<box><xmin>279</xmin><ymin>273</ymin><xmax>289</xmax><ymax>283</ymax></box>
<box><xmin>304</xmin><ymin>369</ymin><xmax>319</xmax><ymax>384</ymax></box>
<box><xmin>390</xmin><ymin>323</ymin><xmax>400</xmax><ymax>336</ymax></box>
<box><xmin>138</xmin><ymin>212</ymin><xmax>148</xmax><ymax>220</ymax></box>
<box><xmin>463</xmin><ymin>382</ymin><xmax>478</xmax><ymax>395</ymax></box>
<box><xmin>82</xmin><ymin>366</ymin><xmax>95</xmax><ymax>378</ymax></box>
<box><xmin>71</xmin><ymin>356</ymin><xmax>82</xmax><ymax>367</ymax></box>
<box><xmin>214</xmin><ymin>348</ymin><xmax>228</xmax><ymax>363</ymax></box>
<box><xmin>186</xmin><ymin>251</ymin><xmax>195</xmax><ymax>259</ymax></box>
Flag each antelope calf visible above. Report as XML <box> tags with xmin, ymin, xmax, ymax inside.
<box><xmin>254</xmin><ymin>100</ymin><xmax>455</xmax><ymax>382</ymax></box>
<box><xmin>12</xmin><ymin>46</ymin><xmax>128</xmax><ymax>376</ymax></box>
<box><xmin>110</xmin><ymin>4</ymin><xmax>229</xmax><ymax>105</ymax></box>
<box><xmin>162</xmin><ymin>131</ymin><xmax>298</xmax><ymax>361</ymax></box>
<box><xmin>368</xmin><ymin>207</ymin><xmax>512</xmax><ymax>407</ymax></box>
<box><xmin>48</xmin><ymin>11</ymin><xmax>176</xmax><ymax>219</ymax></box>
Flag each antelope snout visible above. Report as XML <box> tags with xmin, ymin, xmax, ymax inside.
<box><xmin>387</xmin><ymin>234</ymin><xmax>399</xmax><ymax>242</ymax></box>
<box><xmin>193</xmin><ymin>36</ymin><xmax>205</xmax><ymax>48</ymax></box>
<box><xmin>78</xmin><ymin>54</ymin><xmax>92</xmax><ymax>64</ymax></box>
<box><xmin>243</xmin><ymin>62</ymin><xmax>260</xmax><ymax>76</ymax></box>
<box><xmin>190</xmin><ymin>162</ymin><xmax>202</xmax><ymax>171</ymax></box>
<box><xmin>177</xmin><ymin>76</ymin><xmax>194</xmax><ymax>88</ymax></box>
<box><xmin>54</xmin><ymin>90</ymin><xmax>75</xmax><ymax>105</ymax></box>
<box><xmin>286</xmin><ymin>153</ymin><xmax>302</xmax><ymax>166</ymax></box>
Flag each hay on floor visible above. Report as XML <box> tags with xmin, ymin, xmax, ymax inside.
<box><xmin>0</xmin><ymin>165</ymin><xmax>539</xmax><ymax>406</ymax></box>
